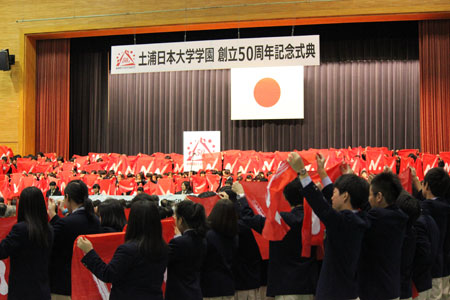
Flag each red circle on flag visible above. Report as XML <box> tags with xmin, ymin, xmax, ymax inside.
<box><xmin>253</xmin><ymin>78</ymin><xmax>281</xmax><ymax>108</ymax></box>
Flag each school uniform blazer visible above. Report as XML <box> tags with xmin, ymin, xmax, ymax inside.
<box><xmin>302</xmin><ymin>180</ymin><xmax>369</xmax><ymax>300</ymax></box>
<box><xmin>49</xmin><ymin>208</ymin><xmax>101</xmax><ymax>295</ymax></box>
<box><xmin>165</xmin><ymin>229</ymin><xmax>207</xmax><ymax>300</ymax></box>
<box><xmin>239</xmin><ymin>197</ymin><xmax>320</xmax><ymax>297</ymax></box>
<box><xmin>232</xmin><ymin>219</ymin><xmax>262</xmax><ymax>291</ymax></box>
<box><xmin>0</xmin><ymin>221</ymin><xmax>53</xmax><ymax>300</ymax></box>
<box><xmin>420</xmin><ymin>197</ymin><xmax>450</xmax><ymax>278</ymax></box>
<box><xmin>358</xmin><ymin>204</ymin><xmax>408</xmax><ymax>300</ymax></box>
<box><xmin>400</xmin><ymin>225</ymin><xmax>417</xmax><ymax>299</ymax></box>
<box><xmin>82</xmin><ymin>242</ymin><xmax>168</xmax><ymax>300</ymax></box>
<box><xmin>201</xmin><ymin>229</ymin><xmax>238</xmax><ymax>297</ymax></box>
<box><xmin>412</xmin><ymin>214</ymin><xmax>439</xmax><ymax>292</ymax></box>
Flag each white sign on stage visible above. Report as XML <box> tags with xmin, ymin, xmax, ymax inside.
<box><xmin>111</xmin><ymin>35</ymin><xmax>319</xmax><ymax>74</ymax></box>
<box><xmin>183</xmin><ymin>131</ymin><xmax>221</xmax><ymax>172</ymax></box>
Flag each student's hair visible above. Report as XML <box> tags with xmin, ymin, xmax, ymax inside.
<box><xmin>283</xmin><ymin>178</ymin><xmax>304</xmax><ymax>207</ymax></box>
<box><xmin>92</xmin><ymin>183</ymin><xmax>100</xmax><ymax>189</ymax></box>
<box><xmin>0</xmin><ymin>197</ymin><xmax>4</xmax><ymax>203</ymax></box>
<box><xmin>125</xmin><ymin>200</ymin><xmax>168</xmax><ymax>259</ymax></box>
<box><xmin>36</xmin><ymin>152</ymin><xmax>44</xmax><ymax>157</ymax></box>
<box><xmin>370</xmin><ymin>172</ymin><xmax>403</xmax><ymax>205</ymax></box>
<box><xmin>0</xmin><ymin>203</ymin><xmax>6</xmax><ymax>217</ymax></box>
<box><xmin>334</xmin><ymin>174</ymin><xmax>370</xmax><ymax>209</ymax></box>
<box><xmin>208</xmin><ymin>199</ymin><xmax>238</xmax><ymax>238</ymax></box>
<box><xmin>57</xmin><ymin>156</ymin><xmax>64</xmax><ymax>162</ymax></box>
<box><xmin>64</xmin><ymin>180</ymin><xmax>96</xmax><ymax>221</ymax></box>
<box><xmin>181</xmin><ymin>181</ymin><xmax>191</xmax><ymax>190</ymax></box>
<box><xmin>396</xmin><ymin>191</ymin><xmax>421</xmax><ymax>228</ymax></box>
<box><xmin>98</xmin><ymin>199</ymin><xmax>127</xmax><ymax>232</ymax></box>
<box><xmin>131</xmin><ymin>193</ymin><xmax>159</xmax><ymax>204</ymax></box>
<box><xmin>423</xmin><ymin>167</ymin><xmax>450</xmax><ymax>198</ymax></box>
<box><xmin>17</xmin><ymin>187</ymin><xmax>51</xmax><ymax>248</ymax></box>
<box><xmin>137</xmin><ymin>187</ymin><xmax>144</xmax><ymax>192</ymax></box>
<box><xmin>92</xmin><ymin>200</ymin><xmax>101</xmax><ymax>208</ymax></box>
<box><xmin>175</xmin><ymin>200</ymin><xmax>208</xmax><ymax>236</ymax></box>
<box><xmin>49</xmin><ymin>181</ymin><xmax>57</xmax><ymax>187</ymax></box>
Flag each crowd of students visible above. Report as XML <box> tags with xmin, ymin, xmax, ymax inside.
<box><xmin>0</xmin><ymin>150</ymin><xmax>450</xmax><ymax>300</ymax></box>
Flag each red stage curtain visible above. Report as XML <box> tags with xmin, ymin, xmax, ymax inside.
<box><xmin>36</xmin><ymin>39</ymin><xmax>70</xmax><ymax>158</ymax></box>
<box><xmin>419</xmin><ymin>20</ymin><xmax>450</xmax><ymax>154</ymax></box>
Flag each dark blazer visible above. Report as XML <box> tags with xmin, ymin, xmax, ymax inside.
<box><xmin>358</xmin><ymin>204</ymin><xmax>408</xmax><ymax>300</ymax></box>
<box><xmin>81</xmin><ymin>242</ymin><xmax>168</xmax><ymax>300</ymax></box>
<box><xmin>46</xmin><ymin>187</ymin><xmax>61</xmax><ymax>198</ymax></box>
<box><xmin>0</xmin><ymin>221</ymin><xmax>53</xmax><ymax>300</ymax></box>
<box><xmin>239</xmin><ymin>197</ymin><xmax>319</xmax><ymax>297</ymax></box>
<box><xmin>420</xmin><ymin>198</ymin><xmax>450</xmax><ymax>278</ymax></box>
<box><xmin>201</xmin><ymin>229</ymin><xmax>238</xmax><ymax>297</ymax></box>
<box><xmin>49</xmin><ymin>208</ymin><xmax>100</xmax><ymax>295</ymax></box>
<box><xmin>413</xmin><ymin>214</ymin><xmax>440</xmax><ymax>292</ymax></box>
<box><xmin>302</xmin><ymin>181</ymin><xmax>369</xmax><ymax>300</ymax></box>
<box><xmin>100</xmin><ymin>226</ymin><xmax>122</xmax><ymax>233</ymax></box>
<box><xmin>232</xmin><ymin>219</ymin><xmax>262</xmax><ymax>291</ymax></box>
<box><xmin>400</xmin><ymin>225</ymin><xmax>417</xmax><ymax>299</ymax></box>
<box><xmin>165</xmin><ymin>230</ymin><xmax>207</xmax><ymax>300</ymax></box>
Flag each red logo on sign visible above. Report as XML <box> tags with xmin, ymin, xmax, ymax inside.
<box><xmin>116</xmin><ymin>50</ymin><xmax>136</xmax><ymax>67</ymax></box>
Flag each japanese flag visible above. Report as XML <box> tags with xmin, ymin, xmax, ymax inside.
<box><xmin>231</xmin><ymin>66</ymin><xmax>304</xmax><ymax>120</ymax></box>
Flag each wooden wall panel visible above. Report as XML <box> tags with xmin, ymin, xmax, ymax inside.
<box><xmin>0</xmin><ymin>0</ymin><xmax>449</xmax><ymax>155</ymax></box>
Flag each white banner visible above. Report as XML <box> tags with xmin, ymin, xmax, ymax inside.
<box><xmin>111</xmin><ymin>35</ymin><xmax>319</xmax><ymax>74</ymax></box>
<box><xmin>183</xmin><ymin>131</ymin><xmax>221</xmax><ymax>172</ymax></box>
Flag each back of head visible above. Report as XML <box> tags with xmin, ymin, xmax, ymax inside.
<box><xmin>0</xmin><ymin>203</ymin><xmax>6</xmax><ymax>217</ymax></box>
<box><xmin>208</xmin><ymin>199</ymin><xmax>238</xmax><ymax>237</ymax></box>
<box><xmin>125</xmin><ymin>200</ymin><xmax>167</xmax><ymax>258</ymax></box>
<box><xmin>396</xmin><ymin>191</ymin><xmax>421</xmax><ymax>227</ymax></box>
<box><xmin>132</xmin><ymin>193</ymin><xmax>159</xmax><ymax>204</ymax></box>
<box><xmin>283</xmin><ymin>178</ymin><xmax>304</xmax><ymax>207</ymax></box>
<box><xmin>175</xmin><ymin>200</ymin><xmax>208</xmax><ymax>236</ymax></box>
<box><xmin>424</xmin><ymin>167</ymin><xmax>450</xmax><ymax>198</ymax></box>
<box><xmin>98</xmin><ymin>199</ymin><xmax>127</xmax><ymax>232</ymax></box>
<box><xmin>334</xmin><ymin>174</ymin><xmax>370</xmax><ymax>209</ymax></box>
<box><xmin>18</xmin><ymin>187</ymin><xmax>50</xmax><ymax>248</ymax></box>
<box><xmin>65</xmin><ymin>180</ymin><xmax>96</xmax><ymax>220</ymax></box>
<box><xmin>370</xmin><ymin>172</ymin><xmax>403</xmax><ymax>205</ymax></box>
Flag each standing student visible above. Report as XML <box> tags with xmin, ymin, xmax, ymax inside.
<box><xmin>48</xmin><ymin>180</ymin><xmax>100</xmax><ymax>300</ymax></box>
<box><xmin>287</xmin><ymin>152</ymin><xmax>370</xmax><ymax>300</ymax></box>
<box><xmin>165</xmin><ymin>200</ymin><xmax>208</xmax><ymax>300</ymax></box>
<box><xmin>396</xmin><ymin>192</ymin><xmax>421</xmax><ymax>300</ymax></box>
<box><xmin>201</xmin><ymin>196</ymin><xmax>239</xmax><ymax>300</ymax></box>
<box><xmin>238</xmin><ymin>178</ymin><xmax>320</xmax><ymax>300</ymax></box>
<box><xmin>414</xmin><ymin>167</ymin><xmax>450</xmax><ymax>300</ymax></box>
<box><xmin>0</xmin><ymin>187</ymin><xmax>53</xmax><ymax>300</ymax></box>
<box><xmin>358</xmin><ymin>171</ymin><xmax>408</xmax><ymax>300</ymax></box>
<box><xmin>77</xmin><ymin>200</ymin><xmax>168</xmax><ymax>300</ymax></box>
<box><xmin>227</xmin><ymin>189</ymin><xmax>263</xmax><ymax>300</ymax></box>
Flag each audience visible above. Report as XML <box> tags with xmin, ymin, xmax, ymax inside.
<box><xmin>2</xmin><ymin>149</ymin><xmax>450</xmax><ymax>300</ymax></box>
